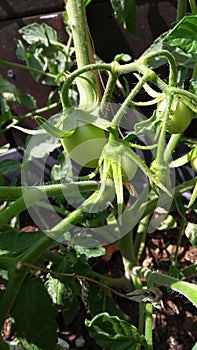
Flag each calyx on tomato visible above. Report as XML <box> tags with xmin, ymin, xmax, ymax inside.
<box><xmin>190</xmin><ymin>147</ymin><xmax>197</xmax><ymax>173</ymax></box>
<box><xmin>61</xmin><ymin>123</ymin><xmax>107</xmax><ymax>168</ymax></box>
<box><xmin>109</xmin><ymin>154</ymin><xmax>137</xmax><ymax>182</ymax></box>
<box><xmin>157</xmin><ymin>98</ymin><xmax>194</xmax><ymax>134</ymax></box>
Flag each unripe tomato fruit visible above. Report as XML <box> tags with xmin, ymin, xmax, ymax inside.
<box><xmin>61</xmin><ymin>123</ymin><xmax>107</xmax><ymax>168</ymax></box>
<box><xmin>157</xmin><ymin>98</ymin><xmax>194</xmax><ymax>134</ymax></box>
<box><xmin>110</xmin><ymin>154</ymin><xmax>138</xmax><ymax>182</ymax></box>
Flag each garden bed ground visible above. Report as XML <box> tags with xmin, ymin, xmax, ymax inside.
<box><xmin>2</xmin><ymin>216</ymin><xmax>197</xmax><ymax>350</ymax></box>
<box><xmin>66</xmin><ymin>224</ymin><xmax>197</xmax><ymax>350</ymax></box>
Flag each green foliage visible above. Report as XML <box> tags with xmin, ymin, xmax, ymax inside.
<box><xmin>46</xmin><ymin>258</ymin><xmax>80</xmax><ymax>325</ymax></box>
<box><xmin>12</xmin><ymin>275</ymin><xmax>58</xmax><ymax>350</ymax></box>
<box><xmin>88</xmin><ymin>283</ymin><xmax>130</xmax><ymax>321</ymax></box>
<box><xmin>17</xmin><ymin>23</ymin><xmax>75</xmax><ymax>82</ymax></box>
<box><xmin>0</xmin><ymin>159</ymin><xmax>20</xmax><ymax>176</ymax></box>
<box><xmin>110</xmin><ymin>0</ymin><xmax>136</xmax><ymax>36</ymax></box>
<box><xmin>86</xmin><ymin>312</ymin><xmax>147</xmax><ymax>349</ymax></box>
<box><xmin>192</xmin><ymin>342</ymin><xmax>197</xmax><ymax>350</ymax></box>
<box><xmin>163</xmin><ymin>16</ymin><xmax>197</xmax><ymax>53</ymax></box>
<box><xmin>0</xmin><ymin>2</ymin><xmax>197</xmax><ymax>350</ymax></box>
<box><xmin>185</xmin><ymin>222</ymin><xmax>197</xmax><ymax>247</ymax></box>
<box><xmin>0</xmin><ymin>230</ymin><xmax>44</xmax><ymax>257</ymax></box>
<box><xmin>0</xmin><ymin>74</ymin><xmax>36</xmax><ymax>126</ymax></box>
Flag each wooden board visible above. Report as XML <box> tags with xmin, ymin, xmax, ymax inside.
<box><xmin>0</xmin><ymin>12</ymin><xmax>67</xmax><ymax>146</ymax></box>
<box><xmin>0</xmin><ymin>0</ymin><xmax>64</xmax><ymax>21</ymax></box>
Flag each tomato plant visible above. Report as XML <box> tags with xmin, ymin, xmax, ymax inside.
<box><xmin>190</xmin><ymin>147</ymin><xmax>197</xmax><ymax>173</ymax></box>
<box><xmin>61</xmin><ymin>123</ymin><xmax>107</xmax><ymax>168</ymax></box>
<box><xmin>1</xmin><ymin>1</ymin><xmax>197</xmax><ymax>350</ymax></box>
<box><xmin>109</xmin><ymin>153</ymin><xmax>137</xmax><ymax>182</ymax></box>
<box><xmin>157</xmin><ymin>98</ymin><xmax>194</xmax><ymax>134</ymax></box>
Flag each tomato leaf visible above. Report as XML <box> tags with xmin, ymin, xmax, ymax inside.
<box><xmin>19</xmin><ymin>23</ymin><xmax>60</xmax><ymax>46</ymax></box>
<box><xmin>0</xmin><ymin>159</ymin><xmax>20</xmax><ymax>176</ymax></box>
<box><xmin>124</xmin><ymin>111</ymin><xmax>159</xmax><ymax>140</ymax></box>
<box><xmin>191</xmin><ymin>342</ymin><xmax>197</xmax><ymax>350</ymax></box>
<box><xmin>86</xmin><ymin>312</ymin><xmax>147</xmax><ymax>349</ymax></box>
<box><xmin>0</xmin><ymin>337</ymin><xmax>9</xmax><ymax>350</ymax></box>
<box><xmin>83</xmin><ymin>0</ymin><xmax>92</xmax><ymax>6</ymax></box>
<box><xmin>0</xmin><ymin>74</ymin><xmax>19</xmax><ymax>97</ymax></box>
<box><xmin>12</xmin><ymin>275</ymin><xmax>58</xmax><ymax>350</ymax></box>
<box><xmin>185</xmin><ymin>222</ymin><xmax>197</xmax><ymax>248</ymax></box>
<box><xmin>110</xmin><ymin>0</ymin><xmax>136</xmax><ymax>36</ymax></box>
<box><xmin>46</xmin><ymin>259</ymin><xmax>80</xmax><ymax>325</ymax></box>
<box><xmin>18</xmin><ymin>93</ymin><xmax>37</xmax><ymax>109</ymax></box>
<box><xmin>0</xmin><ymin>230</ymin><xmax>44</xmax><ymax>257</ymax></box>
<box><xmin>88</xmin><ymin>284</ymin><xmax>130</xmax><ymax>320</ymax></box>
<box><xmin>163</xmin><ymin>15</ymin><xmax>197</xmax><ymax>53</ymax></box>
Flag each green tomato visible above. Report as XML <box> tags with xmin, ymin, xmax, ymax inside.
<box><xmin>110</xmin><ymin>153</ymin><xmax>138</xmax><ymax>182</ymax></box>
<box><xmin>191</xmin><ymin>157</ymin><xmax>197</xmax><ymax>172</ymax></box>
<box><xmin>158</xmin><ymin>98</ymin><xmax>194</xmax><ymax>134</ymax></box>
<box><xmin>61</xmin><ymin>123</ymin><xmax>107</xmax><ymax>168</ymax></box>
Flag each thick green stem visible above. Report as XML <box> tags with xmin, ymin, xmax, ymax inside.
<box><xmin>92</xmin><ymin>271</ymin><xmax>132</xmax><ymax>291</ymax></box>
<box><xmin>66</xmin><ymin>0</ymin><xmax>96</xmax><ymax>106</ymax></box>
<box><xmin>101</xmin><ymin>69</ymin><xmax>119</xmax><ymax>105</ymax></box>
<box><xmin>134</xmin><ymin>215</ymin><xmax>150</xmax><ymax>260</ymax></box>
<box><xmin>0</xmin><ymin>197</ymin><xmax>26</xmax><ymax>229</ymax></box>
<box><xmin>176</xmin><ymin>0</ymin><xmax>187</xmax><ymax>21</ymax></box>
<box><xmin>164</xmin><ymin>134</ymin><xmax>181</xmax><ymax>162</ymax></box>
<box><xmin>118</xmin><ymin>230</ymin><xmax>138</xmax><ymax>267</ymax></box>
<box><xmin>0</xmin><ymin>182</ymin><xmax>98</xmax><ymax>228</ymax></box>
<box><xmin>189</xmin><ymin>0</ymin><xmax>197</xmax><ymax>14</ymax></box>
<box><xmin>174</xmin><ymin>216</ymin><xmax>187</xmax><ymax>262</ymax></box>
<box><xmin>0</xmin><ymin>181</ymin><xmax>114</xmax><ymax>332</ymax></box>
<box><xmin>145</xmin><ymin>302</ymin><xmax>153</xmax><ymax>350</ymax></box>
<box><xmin>0</xmin><ymin>181</ymin><xmax>98</xmax><ymax>201</ymax></box>
<box><xmin>156</xmin><ymin>94</ymin><xmax>174</xmax><ymax>164</ymax></box>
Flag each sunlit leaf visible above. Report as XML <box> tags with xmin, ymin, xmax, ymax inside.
<box><xmin>86</xmin><ymin>312</ymin><xmax>147</xmax><ymax>349</ymax></box>
<box><xmin>19</xmin><ymin>23</ymin><xmax>59</xmax><ymax>46</ymax></box>
<box><xmin>163</xmin><ymin>15</ymin><xmax>197</xmax><ymax>53</ymax></box>
<box><xmin>185</xmin><ymin>222</ymin><xmax>197</xmax><ymax>247</ymax></box>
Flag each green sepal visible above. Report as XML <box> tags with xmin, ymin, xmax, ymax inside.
<box><xmin>188</xmin><ymin>179</ymin><xmax>197</xmax><ymax>208</ymax></box>
<box><xmin>35</xmin><ymin>116</ymin><xmax>75</xmax><ymax>138</ymax></box>
<box><xmin>170</xmin><ymin>151</ymin><xmax>191</xmax><ymax>168</ymax></box>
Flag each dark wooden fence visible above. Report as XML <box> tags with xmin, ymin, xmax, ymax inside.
<box><xmin>0</xmin><ymin>1</ymin><xmax>177</xmax><ymax>146</ymax></box>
